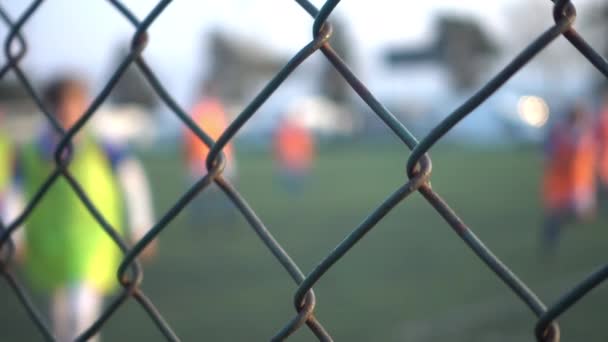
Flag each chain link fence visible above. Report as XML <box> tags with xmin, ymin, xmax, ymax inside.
<box><xmin>0</xmin><ymin>0</ymin><xmax>607</xmax><ymax>341</ymax></box>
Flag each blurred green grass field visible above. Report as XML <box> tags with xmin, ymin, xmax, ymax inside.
<box><xmin>2</xmin><ymin>142</ymin><xmax>608</xmax><ymax>341</ymax></box>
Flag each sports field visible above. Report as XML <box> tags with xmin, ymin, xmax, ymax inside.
<box><xmin>2</xmin><ymin>142</ymin><xmax>607</xmax><ymax>341</ymax></box>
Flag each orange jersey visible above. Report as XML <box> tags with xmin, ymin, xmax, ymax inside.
<box><xmin>543</xmin><ymin>122</ymin><xmax>596</xmax><ymax>210</ymax></box>
<box><xmin>596</xmin><ymin>109</ymin><xmax>608</xmax><ymax>185</ymax></box>
<box><xmin>184</xmin><ymin>98</ymin><xmax>233</xmax><ymax>173</ymax></box>
<box><xmin>274</xmin><ymin>121</ymin><xmax>314</xmax><ymax>171</ymax></box>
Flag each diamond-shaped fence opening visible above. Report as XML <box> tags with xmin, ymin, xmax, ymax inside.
<box><xmin>0</xmin><ymin>0</ymin><xmax>607</xmax><ymax>341</ymax></box>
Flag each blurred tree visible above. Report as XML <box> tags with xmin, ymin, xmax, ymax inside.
<box><xmin>438</xmin><ymin>16</ymin><xmax>497</xmax><ymax>89</ymax></box>
<box><xmin>206</xmin><ymin>30</ymin><xmax>286</xmax><ymax>104</ymax></box>
<box><xmin>587</xmin><ymin>1</ymin><xmax>608</xmax><ymax>94</ymax></box>
<box><xmin>602</xmin><ymin>4</ymin><xmax>608</xmax><ymax>57</ymax></box>
<box><xmin>386</xmin><ymin>15</ymin><xmax>497</xmax><ymax>90</ymax></box>
<box><xmin>0</xmin><ymin>78</ymin><xmax>38</xmax><ymax>118</ymax></box>
<box><xmin>503</xmin><ymin>0</ymin><xmax>588</xmax><ymax>85</ymax></box>
<box><xmin>319</xmin><ymin>18</ymin><xmax>353</xmax><ymax>104</ymax></box>
<box><xmin>109</xmin><ymin>44</ymin><xmax>158</xmax><ymax>110</ymax></box>
<box><xmin>0</xmin><ymin>81</ymin><xmax>28</xmax><ymax>104</ymax></box>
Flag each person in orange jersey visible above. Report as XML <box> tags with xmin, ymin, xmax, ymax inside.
<box><xmin>184</xmin><ymin>82</ymin><xmax>236</xmax><ymax>182</ymax></box>
<box><xmin>183</xmin><ymin>81</ymin><xmax>237</xmax><ymax>225</ymax></box>
<box><xmin>595</xmin><ymin>94</ymin><xmax>608</xmax><ymax>197</ymax></box>
<box><xmin>274</xmin><ymin>114</ymin><xmax>314</xmax><ymax>193</ymax></box>
<box><xmin>542</xmin><ymin>103</ymin><xmax>597</xmax><ymax>252</ymax></box>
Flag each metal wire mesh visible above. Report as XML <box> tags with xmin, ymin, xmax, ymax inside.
<box><xmin>0</xmin><ymin>0</ymin><xmax>606</xmax><ymax>341</ymax></box>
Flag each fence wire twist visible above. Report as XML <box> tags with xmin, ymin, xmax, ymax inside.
<box><xmin>0</xmin><ymin>0</ymin><xmax>606</xmax><ymax>341</ymax></box>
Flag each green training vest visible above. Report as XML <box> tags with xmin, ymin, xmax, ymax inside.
<box><xmin>0</xmin><ymin>133</ymin><xmax>11</xmax><ymax>193</ymax></box>
<box><xmin>21</xmin><ymin>137</ymin><xmax>124</xmax><ymax>293</ymax></box>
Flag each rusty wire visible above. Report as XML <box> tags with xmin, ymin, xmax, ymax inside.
<box><xmin>0</xmin><ymin>0</ymin><xmax>606</xmax><ymax>341</ymax></box>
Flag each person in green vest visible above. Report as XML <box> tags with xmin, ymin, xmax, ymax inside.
<box><xmin>8</xmin><ymin>75</ymin><xmax>156</xmax><ymax>341</ymax></box>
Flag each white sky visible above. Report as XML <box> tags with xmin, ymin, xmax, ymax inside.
<box><xmin>0</xmin><ymin>0</ymin><xmax>598</xmax><ymax>105</ymax></box>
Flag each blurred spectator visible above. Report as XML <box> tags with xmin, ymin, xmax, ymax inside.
<box><xmin>274</xmin><ymin>114</ymin><xmax>315</xmax><ymax>193</ymax></box>
<box><xmin>6</xmin><ymin>75</ymin><xmax>156</xmax><ymax>341</ymax></box>
<box><xmin>541</xmin><ymin>103</ymin><xmax>597</xmax><ymax>252</ymax></box>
